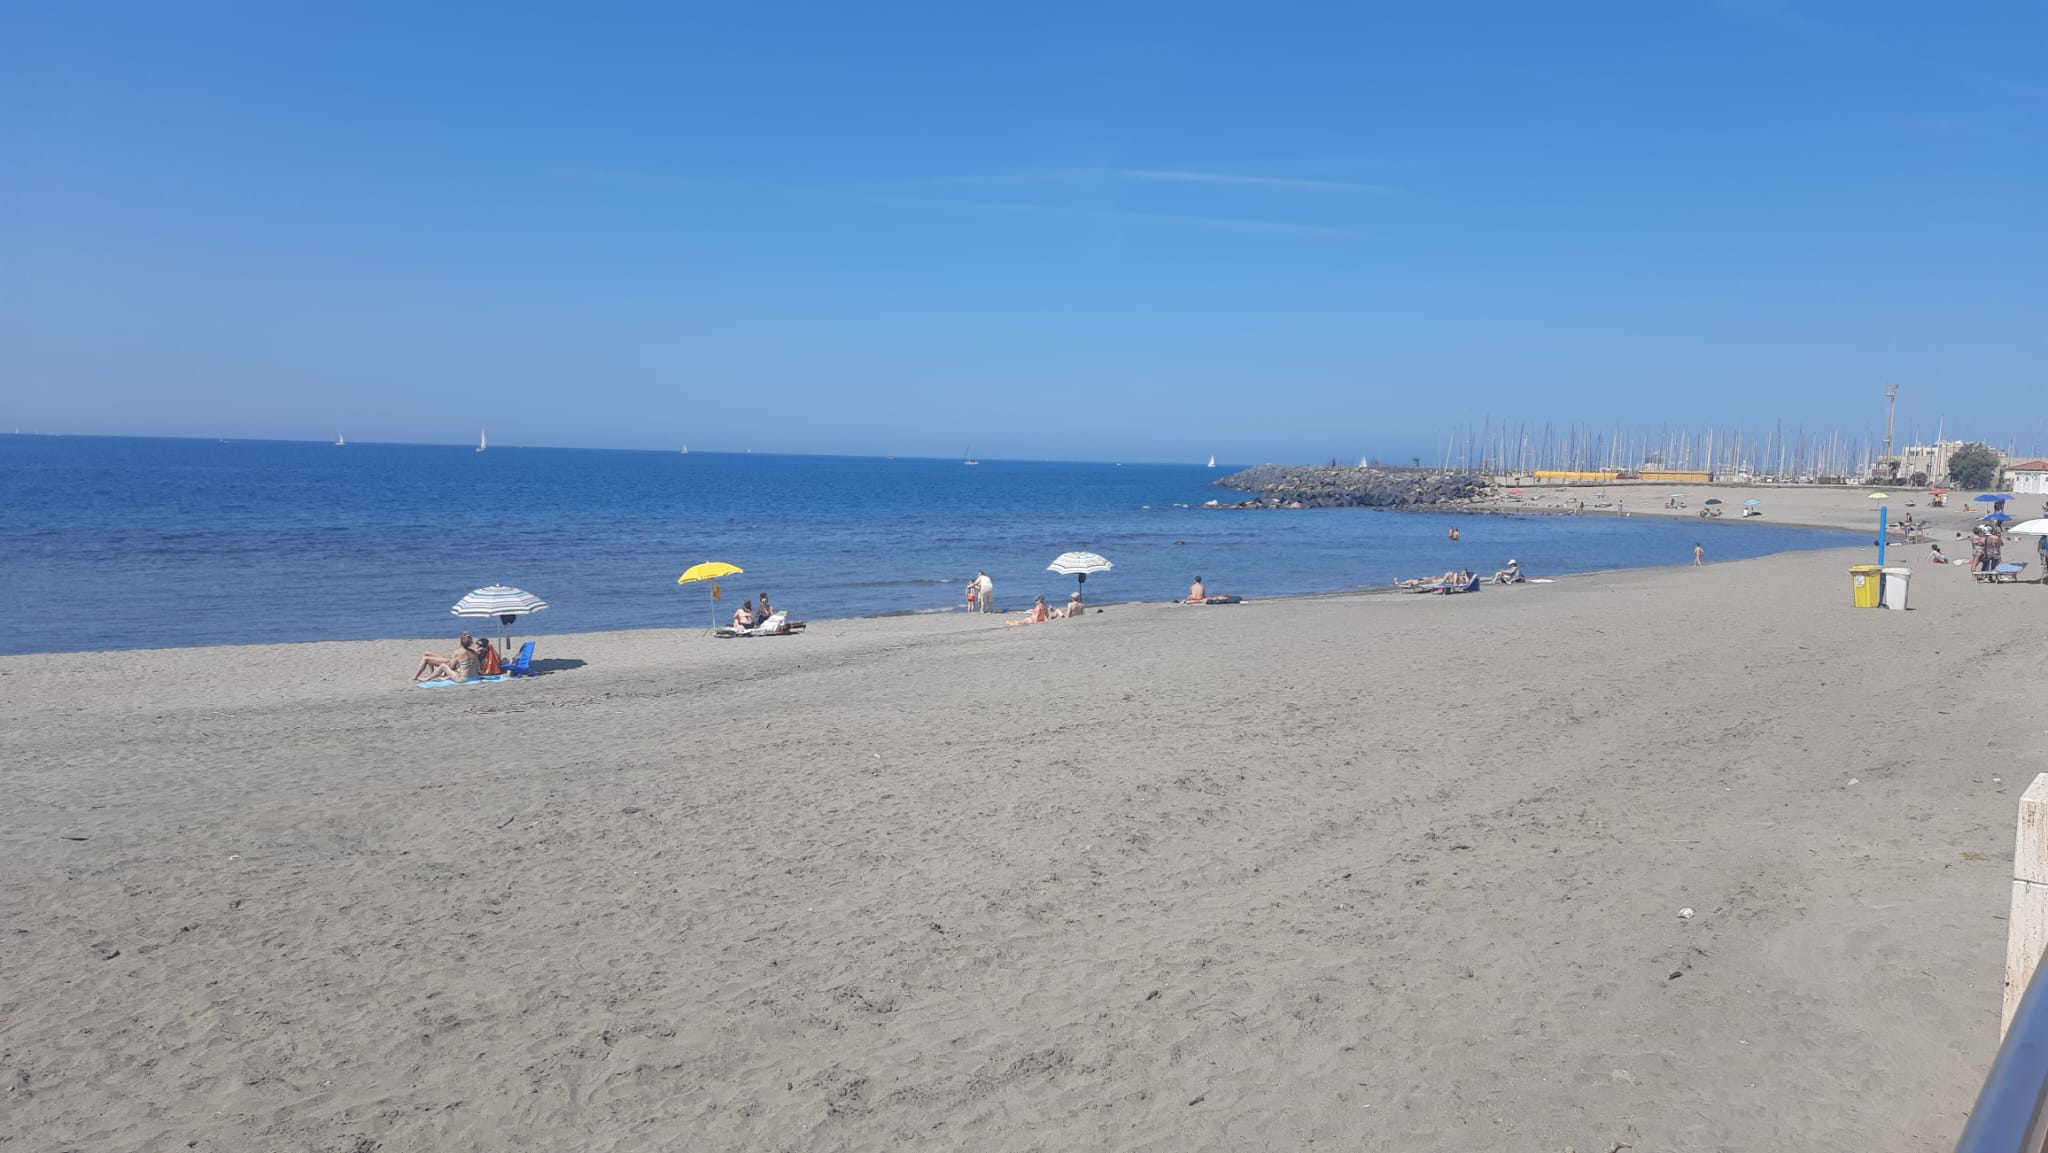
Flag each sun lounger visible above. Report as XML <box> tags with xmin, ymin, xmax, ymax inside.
<box><xmin>716</xmin><ymin>610</ymin><xmax>797</xmax><ymax>638</ymax></box>
<box><xmin>1976</xmin><ymin>563</ymin><xmax>2028</xmax><ymax>584</ymax></box>
<box><xmin>1439</xmin><ymin>576</ymin><xmax>1482</xmax><ymax>594</ymax></box>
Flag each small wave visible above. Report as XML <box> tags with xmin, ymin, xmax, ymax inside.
<box><xmin>839</xmin><ymin>578</ymin><xmax>967</xmax><ymax>589</ymax></box>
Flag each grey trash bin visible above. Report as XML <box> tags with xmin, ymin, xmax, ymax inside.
<box><xmin>1880</xmin><ymin>566</ymin><xmax>1911</xmax><ymax>610</ymax></box>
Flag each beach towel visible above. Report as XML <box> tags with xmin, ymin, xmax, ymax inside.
<box><xmin>1202</xmin><ymin>596</ymin><xmax>1243</xmax><ymax>605</ymax></box>
<box><xmin>414</xmin><ymin>675</ymin><xmax>509</xmax><ymax>688</ymax></box>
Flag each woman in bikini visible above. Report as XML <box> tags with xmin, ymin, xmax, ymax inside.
<box><xmin>414</xmin><ymin>633</ymin><xmax>479</xmax><ymax>682</ymax></box>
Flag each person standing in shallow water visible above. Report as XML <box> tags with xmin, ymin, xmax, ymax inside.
<box><xmin>1694</xmin><ymin>542</ymin><xmax>1704</xmax><ymax>566</ymax></box>
<box><xmin>1447</xmin><ymin>526</ymin><xmax>1459</xmax><ymax>541</ymax></box>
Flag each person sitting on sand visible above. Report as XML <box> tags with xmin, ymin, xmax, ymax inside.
<box><xmin>1185</xmin><ymin>575</ymin><xmax>1206</xmax><ymax>603</ymax></box>
<box><xmin>1054</xmin><ymin>591</ymin><xmax>1084</xmax><ymax>618</ymax></box>
<box><xmin>1930</xmin><ymin>543</ymin><xmax>1955</xmax><ymax>565</ymax></box>
<box><xmin>1026</xmin><ymin>594</ymin><xmax>1050</xmax><ymax>623</ymax></box>
<box><xmin>733</xmin><ymin>600</ymin><xmax>756</xmax><ymax>630</ymax></box>
<box><xmin>1491</xmin><ymin>559</ymin><xmax>1522</xmax><ymax>584</ymax></box>
<box><xmin>476</xmin><ymin>636</ymin><xmax>502</xmax><ymax>676</ymax></box>
<box><xmin>413</xmin><ymin>633</ymin><xmax>479</xmax><ymax>683</ymax></box>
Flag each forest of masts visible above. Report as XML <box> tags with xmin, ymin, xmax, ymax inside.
<box><xmin>1368</xmin><ymin>419</ymin><xmax>2007</xmax><ymax>481</ymax></box>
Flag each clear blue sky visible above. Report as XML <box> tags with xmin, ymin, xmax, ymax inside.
<box><xmin>3</xmin><ymin>2</ymin><xmax>2043</xmax><ymax>462</ymax></box>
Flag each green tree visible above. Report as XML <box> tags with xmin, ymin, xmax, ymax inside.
<box><xmin>1910</xmin><ymin>470</ymin><xmax>1929</xmax><ymax>487</ymax></box>
<box><xmin>1948</xmin><ymin>442</ymin><xmax>2001</xmax><ymax>490</ymax></box>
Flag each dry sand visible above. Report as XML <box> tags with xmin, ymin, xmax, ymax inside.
<box><xmin>2</xmin><ymin>532</ymin><xmax>2036</xmax><ymax>1151</ymax></box>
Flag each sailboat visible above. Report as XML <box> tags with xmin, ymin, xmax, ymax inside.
<box><xmin>476</xmin><ymin>429</ymin><xmax>486</xmax><ymax>453</ymax></box>
<box><xmin>963</xmin><ymin>448</ymin><xmax>979</xmax><ymax>465</ymax></box>
<box><xmin>1207</xmin><ymin>454</ymin><xmax>1216</xmax><ymax>468</ymax></box>
<box><xmin>335</xmin><ymin>434</ymin><xmax>345</xmax><ymax>446</ymax></box>
<box><xmin>681</xmin><ymin>444</ymin><xmax>689</xmax><ymax>454</ymax></box>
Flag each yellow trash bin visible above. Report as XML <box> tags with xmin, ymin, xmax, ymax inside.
<box><xmin>1850</xmin><ymin>564</ymin><xmax>1882</xmax><ymax>608</ymax></box>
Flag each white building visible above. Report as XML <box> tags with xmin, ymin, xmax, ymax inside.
<box><xmin>1899</xmin><ymin>439</ymin><xmax>1974</xmax><ymax>484</ymax></box>
<box><xmin>2003</xmin><ymin>459</ymin><xmax>2048</xmax><ymax>496</ymax></box>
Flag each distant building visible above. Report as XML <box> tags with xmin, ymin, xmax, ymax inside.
<box><xmin>1899</xmin><ymin>439</ymin><xmax>1986</xmax><ymax>484</ymax></box>
<box><xmin>2003</xmin><ymin>460</ymin><xmax>2048</xmax><ymax>496</ymax></box>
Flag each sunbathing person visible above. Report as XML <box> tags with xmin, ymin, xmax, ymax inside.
<box><xmin>1184</xmin><ymin>576</ymin><xmax>1206</xmax><ymax>603</ymax></box>
<box><xmin>732</xmin><ymin>600</ymin><xmax>756</xmax><ymax>630</ymax></box>
<box><xmin>1026</xmin><ymin>594</ymin><xmax>1051</xmax><ymax>623</ymax></box>
<box><xmin>413</xmin><ymin>633</ymin><xmax>479</xmax><ymax>683</ymax></box>
<box><xmin>1396</xmin><ymin>570</ymin><xmax>1463</xmax><ymax>589</ymax></box>
<box><xmin>1491</xmin><ymin>560</ymin><xmax>1523</xmax><ymax>584</ymax></box>
<box><xmin>1057</xmin><ymin>591</ymin><xmax>1085</xmax><ymax>618</ymax></box>
<box><xmin>476</xmin><ymin>637</ymin><xmax>502</xmax><ymax>676</ymax></box>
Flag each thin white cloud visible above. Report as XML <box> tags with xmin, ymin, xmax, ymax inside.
<box><xmin>545</xmin><ymin>165</ymin><xmax>718</xmax><ymax>188</ymax></box>
<box><xmin>1117</xmin><ymin>169</ymin><xmax>1403</xmax><ymax>195</ymax></box>
<box><xmin>852</xmin><ymin>192</ymin><xmax>1366</xmax><ymax>238</ymax></box>
<box><xmin>849</xmin><ymin>166</ymin><xmax>1405</xmax><ymax>197</ymax></box>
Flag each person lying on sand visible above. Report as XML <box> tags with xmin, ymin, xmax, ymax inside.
<box><xmin>414</xmin><ymin>633</ymin><xmax>479</xmax><ymax>683</ymax></box>
<box><xmin>1395</xmin><ymin>570</ymin><xmax>1462</xmax><ymax>589</ymax></box>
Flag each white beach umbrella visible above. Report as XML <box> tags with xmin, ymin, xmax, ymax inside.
<box><xmin>2006</xmin><ymin>519</ymin><xmax>2048</xmax><ymax>535</ymax></box>
<box><xmin>452</xmin><ymin>584</ymin><xmax>549</xmax><ymax>649</ymax></box>
<box><xmin>1048</xmin><ymin>550</ymin><xmax>1112</xmax><ymax>594</ymax></box>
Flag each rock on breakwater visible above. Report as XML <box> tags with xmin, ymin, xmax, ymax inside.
<box><xmin>1213</xmin><ymin>465</ymin><xmax>1492</xmax><ymax>509</ymax></box>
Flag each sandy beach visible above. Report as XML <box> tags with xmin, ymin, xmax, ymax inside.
<box><xmin>2</xmin><ymin>520</ymin><xmax>2033</xmax><ymax>1150</ymax></box>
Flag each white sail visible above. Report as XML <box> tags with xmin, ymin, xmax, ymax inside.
<box><xmin>1207</xmin><ymin>455</ymin><xmax>1215</xmax><ymax>468</ymax></box>
<box><xmin>477</xmin><ymin>429</ymin><xmax>486</xmax><ymax>453</ymax></box>
<box><xmin>336</xmin><ymin>434</ymin><xmax>345</xmax><ymax>446</ymax></box>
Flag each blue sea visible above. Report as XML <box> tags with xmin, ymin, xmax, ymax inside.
<box><xmin>0</xmin><ymin>436</ymin><xmax>1862</xmax><ymax>655</ymax></box>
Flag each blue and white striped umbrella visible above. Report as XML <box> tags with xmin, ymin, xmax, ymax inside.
<box><xmin>451</xmin><ymin>585</ymin><xmax>548</xmax><ymax>650</ymax></box>
<box><xmin>452</xmin><ymin>585</ymin><xmax>549</xmax><ymax>619</ymax></box>
<box><xmin>1048</xmin><ymin>550</ymin><xmax>1112</xmax><ymax>591</ymax></box>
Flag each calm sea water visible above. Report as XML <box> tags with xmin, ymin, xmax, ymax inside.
<box><xmin>0</xmin><ymin>436</ymin><xmax>1861</xmax><ymax>654</ymax></box>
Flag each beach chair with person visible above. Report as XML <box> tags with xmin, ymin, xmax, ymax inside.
<box><xmin>1976</xmin><ymin>562</ymin><xmax>2029</xmax><ymax>584</ymax></box>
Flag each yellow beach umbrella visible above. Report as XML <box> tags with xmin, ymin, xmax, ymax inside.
<box><xmin>678</xmin><ymin>561</ymin><xmax>744</xmax><ymax>584</ymax></box>
<box><xmin>678</xmin><ymin>562</ymin><xmax>745</xmax><ymax>630</ymax></box>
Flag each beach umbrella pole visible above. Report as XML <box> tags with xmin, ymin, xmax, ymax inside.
<box><xmin>1878</xmin><ymin>505</ymin><xmax>1887</xmax><ymax>566</ymax></box>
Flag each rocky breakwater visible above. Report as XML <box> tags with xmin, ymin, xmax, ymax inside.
<box><xmin>1212</xmin><ymin>465</ymin><xmax>1492</xmax><ymax>510</ymax></box>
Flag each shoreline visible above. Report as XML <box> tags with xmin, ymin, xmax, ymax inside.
<box><xmin>1</xmin><ymin>512</ymin><xmax>1870</xmax><ymax>658</ymax></box>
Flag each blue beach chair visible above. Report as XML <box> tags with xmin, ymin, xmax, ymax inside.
<box><xmin>506</xmin><ymin>641</ymin><xmax>536</xmax><ymax>676</ymax></box>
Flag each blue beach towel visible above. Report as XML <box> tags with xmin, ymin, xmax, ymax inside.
<box><xmin>414</xmin><ymin>675</ymin><xmax>509</xmax><ymax>688</ymax></box>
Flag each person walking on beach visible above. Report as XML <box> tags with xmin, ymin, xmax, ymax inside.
<box><xmin>975</xmin><ymin>570</ymin><xmax>994</xmax><ymax>613</ymax></box>
<box><xmin>965</xmin><ymin>578</ymin><xmax>977</xmax><ymax>613</ymax></box>
<box><xmin>1693</xmin><ymin>542</ymin><xmax>1704</xmax><ymax>566</ymax></box>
